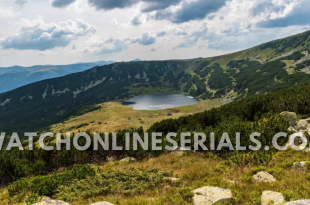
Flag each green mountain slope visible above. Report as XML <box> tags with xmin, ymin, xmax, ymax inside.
<box><xmin>0</xmin><ymin>61</ymin><xmax>114</xmax><ymax>93</ymax></box>
<box><xmin>1</xmin><ymin>30</ymin><xmax>310</xmax><ymax>134</ymax></box>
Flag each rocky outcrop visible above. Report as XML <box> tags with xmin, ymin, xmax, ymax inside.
<box><xmin>261</xmin><ymin>191</ymin><xmax>285</xmax><ymax>205</ymax></box>
<box><xmin>33</xmin><ymin>197</ymin><xmax>69</xmax><ymax>205</ymax></box>
<box><xmin>280</xmin><ymin>111</ymin><xmax>298</xmax><ymax>127</ymax></box>
<box><xmin>285</xmin><ymin>200</ymin><xmax>310</xmax><ymax>205</ymax></box>
<box><xmin>253</xmin><ymin>171</ymin><xmax>276</xmax><ymax>182</ymax></box>
<box><xmin>119</xmin><ymin>157</ymin><xmax>137</xmax><ymax>163</ymax></box>
<box><xmin>293</xmin><ymin>162</ymin><xmax>307</xmax><ymax>170</ymax></box>
<box><xmin>89</xmin><ymin>202</ymin><xmax>115</xmax><ymax>205</ymax></box>
<box><xmin>193</xmin><ymin>186</ymin><xmax>233</xmax><ymax>205</ymax></box>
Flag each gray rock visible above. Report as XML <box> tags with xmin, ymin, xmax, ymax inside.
<box><xmin>119</xmin><ymin>157</ymin><xmax>137</xmax><ymax>163</ymax></box>
<box><xmin>253</xmin><ymin>171</ymin><xmax>276</xmax><ymax>182</ymax></box>
<box><xmin>293</xmin><ymin>162</ymin><xmax>307</xmax><ymax>170</ymax></box>
<box><xmin>171</xmin><ymin>146</ymin><xmax>194</xmax><ymax>156</ymax></box>
<box><xmin>280</xmin><ymin>112</ymin><xmax>297</xmax><ymax>127</ymax></box>
<box><xmin>193</xmin><ymin>186</ymin><xmax>233</xmax><ymax>205</ymax></box>
<box><xmin>296</xmin><ymin>120</ymin><xmax>308</xmax><ymax>130</ymax></box>
<box><xmin>164</xmin><ymin>177</ymin><xmax>180</xmax><ymax>181</ymax></box>
<box><xmin>285</xmin><ymin>200</ymin><xmax>310</xmax><ymax>205</ymax></box>
<box><xmin>261</xmin><ymin>191</ymin><xmax>285</xmax><ymax>205</ymax></box>
<box><xmin>33</xmin><ymin>197</ymin><xmax>69</xmax><ymax>205</ymax></box>
<box><xmin>106</xmin><ymin>156</ymin><xmax>116</xmax><ymax>162</ymax></box>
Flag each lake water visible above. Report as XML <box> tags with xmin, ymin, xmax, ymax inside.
<box><xmin>122</xmin><ymin>93</ymin><xmax>198</xmax><ymax>110</ymax></box>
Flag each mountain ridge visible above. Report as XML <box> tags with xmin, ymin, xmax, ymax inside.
<box><xmin>0</xmin><ymin>61</ymin><xmax>114</xmax><ymax>93</ymax></box>
<box><xmin>1</xmin><ymin>30</ymin><xmax>310</xmax><ymax>134</ymax></box>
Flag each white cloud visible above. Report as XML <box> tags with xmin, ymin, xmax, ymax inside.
<box><xmin>1</xmin><ymin>17</ymin><xmax>97</xmax><ymax>51</ymax></box>
<box><xmin>0</xmin><ymin>5</ymin><xmax>16</xmax><ymax>18</ymax></box>
<box><xmin>15</xmin><ymin>0</ymin><xmax>28</xmax><ymax>7</ymax></box>
<box><xmin>89</xmin><ymin>37</ymin><xmax>129</xmax><ymax>54</ymax></box>
<box><xmin>129</xmin><ymin>13</ymin><xmax>145</xmax><ymax>26</ymax></box>
<box><xmin>131</xmin><ymin>31</ymin><xmax>156</xmax><ymax>45</ymax></box>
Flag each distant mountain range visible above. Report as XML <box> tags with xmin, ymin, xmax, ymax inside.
<box><xmin>1</xmin><ymin>30</ymin><xmax>310</xmax><ymax>134</ymax></box>
<box><xmin>0</xmin><ymin>61</ymin><xmax>114</xmax><ymax>93</ymax></box>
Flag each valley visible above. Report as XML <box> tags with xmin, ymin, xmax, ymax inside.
<box><xmin>49</xmin><ymin>98</ymin><xmax>227</xmax><ymax>134</ymax></box>
<box><xmin>1</xmin><ymin>30</ymin><xmax>310</xmax><ymax>205</ymax></box>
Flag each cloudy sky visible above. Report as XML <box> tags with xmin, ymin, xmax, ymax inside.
<box><xmin>0</xmin><ymin>0</ymin><xmax>309</xmax><ymax>67</ymax></box>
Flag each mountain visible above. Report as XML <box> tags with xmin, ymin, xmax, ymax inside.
<box><xmin>1</xmin><ymin>30</ymin><xmax>310</xmax><ymax>134</ymax></box>
<box><xmin>132</xmin><ymin>58</ymin><xmax>142</xmax><ymax>62</ymax></box>
<box><xmin>0</xmin><ymin>61</ymin><xmax>114</xmax><ymax>93</ymax></box>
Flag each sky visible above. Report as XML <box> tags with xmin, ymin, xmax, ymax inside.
<box><xmin>0</xmin><ymin>0</ymin><xmax>310</xmax><ymax>67</ymax></box>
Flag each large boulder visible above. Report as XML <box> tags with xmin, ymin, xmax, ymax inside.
<box><xmin>89</xmin><ymin>202</ymin><xmax>115</xmax><ymax>205</ymax></box>
<box><xmin>261</xmin><ymin>191</ymin><xmax>285</xmax><ymax>205</ymax></box>
<box><xmin>280</xmin><ymin>112</ymin><xmax>297</xmax><ymax>127</ymax></box>
<box><xmin>253</xmin><ymin>171</ymin><xmax>276</xmax><ymax>182</ymax></box>
<box><xmin>193</xmin><ymin>186</ymin><xmax>233</xmax><ymax>205</ymax></box>
<box><xmin>285</xmin><ymin>200</ymin><xmax>310</xmax><ymax>205</ymax></box>
<box><xmin>33</xmin><ymin>197</ymin><xmax>69</xmax><ymax>205</ymax></box>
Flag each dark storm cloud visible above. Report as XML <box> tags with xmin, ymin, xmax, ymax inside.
<box><xmin>154</xmin><ymin>0</ymin><xmax>228</xmax><ymax>23</ymax></box>
<box><xmin>87</xmin><ymin>0</ymin><xmax>181</xmax><ymax>11</ymax></box>
<box><xmin>50</xmin><ymin>0</ymin><xmax>77</xmax><ymax>8</ymax></box>
<box><xmin>88</xmin><ymin>0</ymin><xmax>139</xmax><ymax>10</ymax></box>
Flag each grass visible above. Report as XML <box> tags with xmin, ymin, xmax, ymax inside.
<box><xmin>2</xmin><ymin>149</ymin><xmax>310</xmax><ymax>204</ymax></box>
<box><xmin>281</xmin><ymin>60</ymin><xmax>295</xmax><ymax>75</ymax></box>
<box><xmin>49</xmin><ymin>99</ymin><xmax>227</xmax><ymax>134</ymax></box>
<box><xmin>68</xmin><ymin>150</ymin><xmax>310</xmax><ymax>205</ymax></box>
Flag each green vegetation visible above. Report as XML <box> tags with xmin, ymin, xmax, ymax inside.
<box><xmin>8</xmin><ymin>165</ymin><xmax>95</xmax><ymax>204</ymax></box>
<box><xmin>2</xmin><ymin>30</ymin><xmax>310</xmax><ymax>205</ymax></box>
<box><xmin>1</xmin><ymin>83</ymin><xmax>310</xmax><ymax>189</ymax></box>
<box><xmin>56</xmin><ymin>168</ymin><xmax>172</xmax><ymax>202</ymax></box>
<box><xmin>1</xmin><ymin>31</ymin><xmax>310</xmax><ymax>134</ymax></box>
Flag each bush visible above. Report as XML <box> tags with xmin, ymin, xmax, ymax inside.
<box><xmin>55</xmin><ymin>167</ymin><xmax>172</xmax><ymax>202</ymax></box>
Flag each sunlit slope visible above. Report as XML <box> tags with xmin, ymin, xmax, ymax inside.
<box><xmin>49</xmin><ymin>99</ymin><xmax>228</xmax><ymax>133</ymax></box>
<box><xmin>1</xmin><ymin>30</ymin><xmax>310</xmax><ymax>133</ymax></box>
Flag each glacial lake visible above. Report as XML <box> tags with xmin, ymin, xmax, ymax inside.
<box><xmin>122</xmin><ymin>93</ymin><xmax>198</xmax><ymax>110</ymax></box>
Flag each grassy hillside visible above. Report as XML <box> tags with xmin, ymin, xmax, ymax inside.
<box><xmin>2</xmin><ymin>150</ymin><xmax>310</xmax><ymax>205</ymax></box>
<box><xmin>1</xmin><ymin>30</ymin><xmax>310</xmax><ymax>134</ymax></box>
<box><xmin>49</xmin><ymin>99</ymin><xmax>227</xmax><ymax>134</ymax></box>
<box><xmin>1</xmin><ymin>82</ymin><xmax>310</xmax><ymax>204</ymax></box>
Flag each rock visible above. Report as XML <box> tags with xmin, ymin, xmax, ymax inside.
<box><xmin>293</xmin><ymin>162</ymin><xmax>307</xmax><ymax>170</ymax></box>
<box><xmin>167</xmin><ymin>112</ymin><xmax>172</xmax><ymax>116</ymax></box>
<box><xmin>164</xmin><ymin>177</ymin><xmax>180</xmax><ymax>181</ymax></box>
<box><xmin>253</xmin><ymin>171</ymin><xmax>276</xmax><ymax>182</ymax></box>
<box><xmin>261</xmin><ymin>191</ymin><xmax>285</xmax><ymax>205</ymax></box>
<box><xmin>285</xmin><ymin>200</ymin><xmax>310</xmax><ymax>205</ymax></box>
<box><xmin>33</xmin><ymin>197</ymin><xmax>69</xmax><ymax>205</ymax></box>
<box><xmin>171</xmin><ymin>146</ymin><xmax>193</xmax><ymax>156</ymax></box>
<box><xmin>288</xmin><ymin>127</ymin><xmax>297</xmax><ymax>132</ymax></box>
<box><xmin>280</xmin><ymin>112</ymin><xmax>297</xmax><ymax>127</ymax></box>
<box><xmin>296</xmin><ymin>120</ymin><xmax>308</xmax><ymax>131</ymax></box>
<box><xmin>89</xmin><ymin>202</ymin><xmax>115</xmax><ymax>205</ymax></box>
<box><xmin>106</xmin><ymin>156</ymin><xmax>116</xmax><ymax>162</ymax></box>
<box><xmin>193</xmin><ymin>186</ymin><xmax>233</xmax><ymax>205</ymax></box>
<box><xmin>225</xmin><ymin>179</ymin><xmax>236</xmax><ymax>184</ymax></box>
<box><xmin>119</xmin><ymin>157</ymin><xmax>136</xmax><ymax>163</ymax></box>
